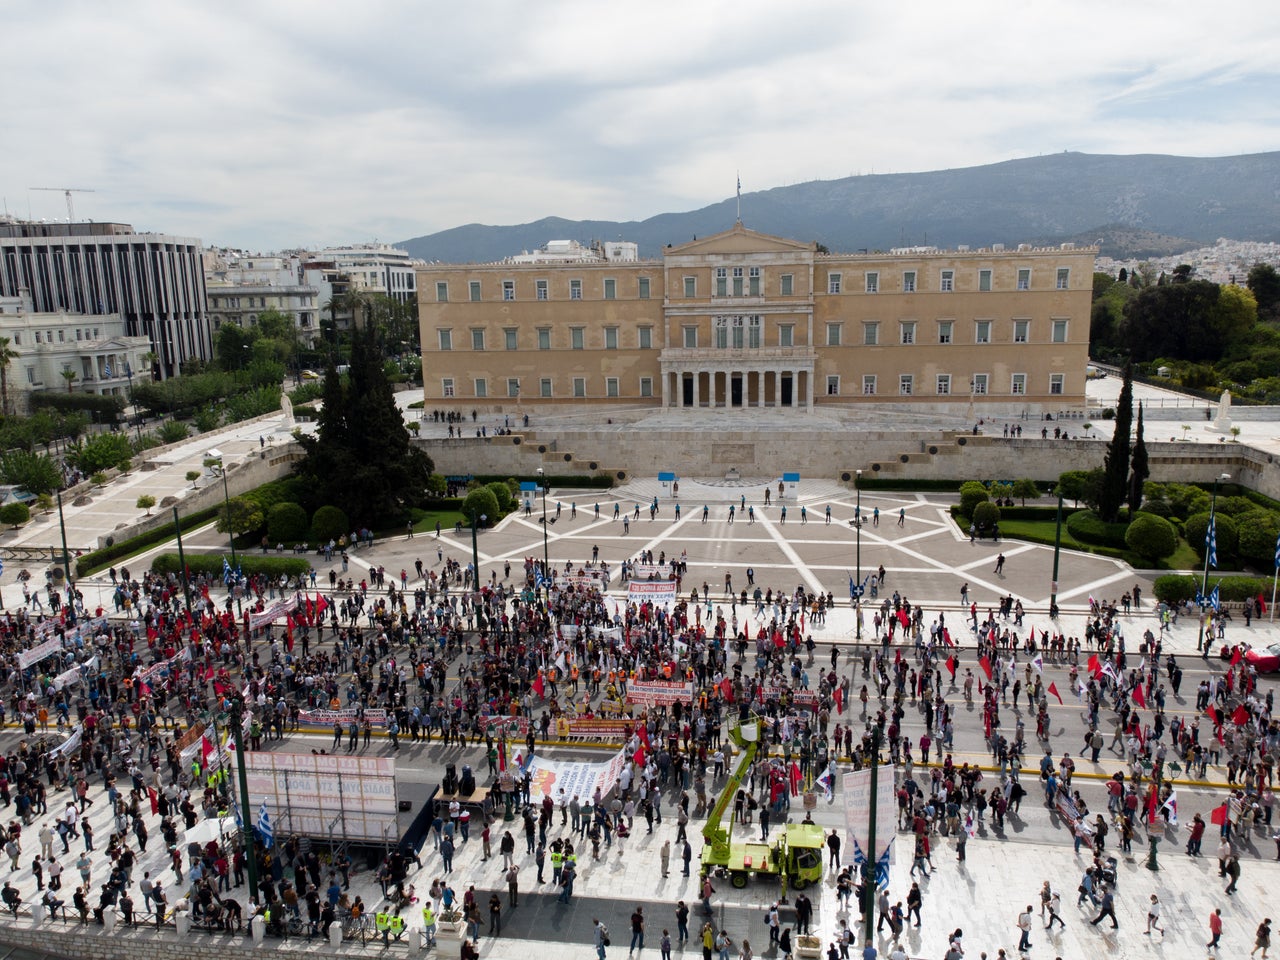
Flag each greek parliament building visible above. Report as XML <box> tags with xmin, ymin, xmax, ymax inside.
<box><xmin>415</xmin><ymin>223</ymin><xmax>1094</xmax><ymax>415</ymax></box>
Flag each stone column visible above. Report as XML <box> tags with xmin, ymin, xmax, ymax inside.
<box><xmin>692</xmin><ymin>369</ymin><xmax>700</xmax><ymax>408</ymax></box>
<box><xmin>806</xmin><ymin>368</ymin><xmax>815</xmax><ymax>412</ymax></box>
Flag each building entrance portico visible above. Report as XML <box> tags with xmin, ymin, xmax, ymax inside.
<box><xmin>664</xmin><ymin>359</ymin><xmax>814</xmax><ymax>410</ymax></box>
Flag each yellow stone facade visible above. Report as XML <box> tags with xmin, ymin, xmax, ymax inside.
<box><xmin>416</xmin><ymin>223</ymin><xmax>1094</xmax><ymax>414</ymax></box>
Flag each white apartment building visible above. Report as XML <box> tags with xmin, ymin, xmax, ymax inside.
<box><xmin>204</xmin><ymin>252</ymin><xmax>320</xmax><ymax>346</ymax></box>
<box><xmin>309</xmin><ymin>244</ymin><xmax>420</xmax><ymax>304</ymax></box>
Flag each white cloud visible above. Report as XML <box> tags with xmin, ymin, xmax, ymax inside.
<box><xmin>1</xmin><ymin>0</ymin><xmax>1277</xmax><ymax>250</ymax></box>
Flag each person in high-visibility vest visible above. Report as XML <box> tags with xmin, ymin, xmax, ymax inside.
<box><xmin>376</xmin><ymin>911</ymin><xmax>391</xmax><ymax>944</ymax></box>
<box><xmin>388</xmin><ymin>914</ymin><xmax>405</xmax><ymax>941</ymax></box>
<box><xmin>422</xmin><ymin>904</ymin><xmax>437</xmax><ymax>946</ymax></box>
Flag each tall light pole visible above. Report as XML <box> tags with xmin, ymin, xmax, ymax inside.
<box><xmin>854</xmin><ymin>469</ymin><xmax>863</xmax><ymax>640</ymax></box>
<box><xmin>55</xmin><ymin>488</ymin><xmax>74</xmax><ymax>622</ymax></box>
<box><xmin>470</xmin><ymin>510</ymin><xmax>487</xmax><ymax>593</ymax></box>
<box><xmin>1197</xmin><ymin>472</ymin><xmax>1231</xmax><ymax>656</ymax></box>
<box><xmin>1049</xmin><ymin>490</ymin><xmax>1064</xmax><ymax>618</ymax></box>
<box><xmin>207</xmin><ymin>448</ymin><xmax>237</xmax><ymax>568</ymax></box>
<box><xmin>537</xmin><ymin>467</ymin><xmax>549</xmax><ymax>583</ymax></box>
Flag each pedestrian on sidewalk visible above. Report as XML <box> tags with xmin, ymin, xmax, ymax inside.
<box><xmin>1016</xmin><ymin>905</ymin><xmax>1033</xmax><ymax>951</ymax></box>
<box><xmin>1145</xmin><ymin>894</ymin><xmax>1164</xmax><ymax>935</ymax></box>
<box><xmin>1255</xmin><ymin>919</ymin><xmax>1272</xmax><ymax>959</ymax></box>
<box><xmin>1208</xmin><ymin>908</ymin><xmax>1224</xmax><ymax>949</ymax></box>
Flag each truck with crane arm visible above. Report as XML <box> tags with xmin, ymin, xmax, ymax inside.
<box><xmin>699</xmin><ymin>715</ymin><xmax>825</xmax><ymax>890</ymax></box>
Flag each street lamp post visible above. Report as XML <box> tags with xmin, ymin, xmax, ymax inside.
<box><xmin>861</xmin><ymin>725</ymin><xmax>882</xmax><ymax>947</ymax></box>
<box><xmin>1049</xmin><ymin>491</ymin><xmax>1064</xmax><ymax>618</ymax></box>
<box><xmin>125</xmin><ymin>363</ymin><xmax>142</xmax><ymax>443</ymax></box>
<box><xmin>537</xmin><ymin>468</ymin><xmax>549</xmax><ymax>584</ymax></box>
<box><xmin>207</xmin><ymin>449</ymin><xmax>237</xmax><ymax>568</ymax></box>
<box><xmin>854</xmin><ymin>469</ymin><xmax>863</xmax><ymax>640</ymax></box>
<box><xmin>55</xmin><ymin>489</ymin><xmax>74</xmax><ymax>622</ymax></box>
<box><xmin>470</xmin><ymin>511</ymin><xmax>487</xmax><ymax>593</ymax></box>
<box><xmin>1197</xmin><ymin>472</ymin><xmax>1231</xmax><ymax>656</ymax></box>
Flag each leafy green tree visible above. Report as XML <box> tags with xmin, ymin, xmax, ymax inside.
<box><xmin>186</xmin><ymin>470</ymin><xmax>201</xmax><ymax>487</ymax></box>
<box><xmin>1211</xmin><ymin>284</ymin><xmax>1258</xmax><ymax>347</ymax></box>
<box><xmin>193</xmin><ymin>406</ymin><xmax>222</xmax><ymax>433</ymax></box>
<box><xmin>0</xmin><ymin>450</ymin><xmax>61</xmax><ymax>495</ymax></box>
<box><xmin>0</xmin><ymin>336</ymin><xmax>18</xmax><ymax>416</ymax></box>
<box><xmin>461</xmin><ymin>487</ymin><xmax>500</xmax><ymax>526</ymax></box>
<box><xmin>216</xmin><ymin>496</ymin><xmax>264</xmax><ymax>537</ymax></box>
<box><xmin>1011</xmin><ymin>478</ymin><xmax>1041</xmax><ymax>506</ymax></box>
<box><xmin>1128</xmin><ymin>403</ymin><xmax>1149</xmax><ymax>514</ymax></box>
<box><xmin>69</xmin><ymin>433</ymin><xmax>133</xmax><ymax>474</ymax></box>
<box><xmin>157</xmin><ymin>421</ymin><xmax>191</xmax><ymax>444</ymax></box>
<box><xmin>485</xmin><ymin>481</ymin><xmax>514</xmax><ymax>513</ymax></box>
<box><xmin>1098</xmin><ymin>364</ymin><xmax>1133</xmax><ymax>522</ymax></box>
<box><xmin>971</xmin><ymin>501</ymin><xmax>1000</xmax><ymax>532</ymax></box>
<box><xmin>310</xmin><ymin>505</ymin><xmax>349</xmax><ymax>542</ymax></box>
<box><xmin>1056</xmin><ymin>468</ymin><xmax>1104</xmax><ymax>509</ymax></box>
<box><xmin>1124</xmin><ymin>512</ymin><xmax>1177</xmax><ymax>562</ymax></box>
<box><xmin>959</xmin><ymin>481</ymin><xmax>988</xmax><ymax>516</ymax></box>
<box><xmin>1238</xmin><ymin>511</ymin><xmax>1280</xmax><ymax>567</ymax></box>
<box><xmin>0</xmin><ymin>502</ymin><xmax>30</xmax><ymax>528</ymax></box>
<box><xmin>1121</xmin><ymin>280</ymin><xmax>1231</xmax><ymax>362</ymax></box>
<box><xmin>135</xmin><ymin>495</ymin><xmax>156</xmax><ymax>515</ymax></box>
<box><xmin>267</xmin><ymin>502</ymin><xmax>309</xmax><ymax>542</ymax></box>
<box><xmin>60</xmin><ymin>368</ymin><xmax>78</xmax><ymax>392</ymax></box>
<box><xmin>1248</xmin><ymin>263</ymin><xmax>1280</xmax><ymax>322</ymax></box>
<box><xmin>1185</xmin><ymin>511</ymin><xmax>1238</xmax><ymax>562</ymax></box>
<box><xmin>214</xmin><ymin>322</ymin><xmax>257</xmax><ymax>370</ymax></box>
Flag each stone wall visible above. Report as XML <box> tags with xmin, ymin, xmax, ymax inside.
<box><xmin>0</xmin><ymin>919</ymin><xmax>365</xmax><ymax>960</ymax></box>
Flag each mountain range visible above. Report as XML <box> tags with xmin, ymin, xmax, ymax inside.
<box><xmin>399</xmin><ymin>151</ymin><xmax>1280</xmax><ymax>262</ymax></box>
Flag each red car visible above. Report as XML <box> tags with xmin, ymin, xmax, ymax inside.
<box><xmin>1245</xmin><ymin>643</ymin><xmax>1280</xmax><ymax>673</ymax></box>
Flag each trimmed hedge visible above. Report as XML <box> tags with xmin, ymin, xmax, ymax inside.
<box><xmin>1154</xmin><ymin>574</ymin><xmax>1272</xmax><ymax>604</ymax></box>
<box><xmin>474</xmin><ymin>473</ymin><xmax>614</xmax><ymax>489</ymax></box>
<box><xmin>76</xmin><ymin>505</ymin><xmax>220</xmax><ymax>577</ymax></box>
<box><xmin>150</xmin><ymin>553</ymin><xmax>312</xmax><ymax>579</ymax></box>
<box><xmin>1065</xmin><ymin>509</ymin><xmax>1129</xmax><ymax>548</ymax></box>
<box><xmin>29</xmin><ymin>391</ymin><xmax>125</xmax><ymax>423</ymax></box>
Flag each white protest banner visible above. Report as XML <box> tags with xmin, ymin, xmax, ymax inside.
<box><xmin>842</xmin><ymin>766</ymin><xmax>896</xmax><ymax>863</ymax></box>
<box><xmin>629</xmin><ymin>563</ymin><xmax>673</xmax><ymax>580</ymax></box>
<box><xmin>249</xmin><ymin>599</ymin><xmax>292</xmax><ymax>631</ymax></box>
<box><xmin>628</xmin><ymin>580</ymin><xmax>678</xmax><ymax>605</ymax></box>
<box><xmin>50</xmin><ymin>724</ymin><xmax>83</xmax><ymax>759</ymax></box>
<box><xmin>525</xmin><ymin>748</ymin><xmax>628</xmax><ymax>802</ymax></box>
<box><xmin>626</xmin><ymin>679</ymin><xmax>694</xmax><ymax>707</ymax></box>
<box><xmin>18</xmin><ymin>635</ymin><xmax>65</xmax><ymax>670</ymax></box>
<box><xmin>296</xmin><ymin>707</ymin><xmax>389</xmax><ymax>728</ymax></box>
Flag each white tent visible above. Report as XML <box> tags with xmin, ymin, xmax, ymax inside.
<box><xmin>184</xmin><ymin>816</ymin><xmax>238</xmax><ymax>847</ymax></box>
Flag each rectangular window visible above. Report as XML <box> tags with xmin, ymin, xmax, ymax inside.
<box><xmin>504</xmin><ymin>328</ymin><xmax>518</xmax><ymax>350</ymax></box>
<box><xmin>938</xmin><ymin>321</ymin><xmax>953</xmax><ymax>344</ymax></box>
<box><xmin>639</xmin><ymin>377</ymin><xmax>653</xmax><ymax>398</ymax></box>
<box><xmin>684</xmin><ymin>276</ymin><xmax>696</xmax><ymax>297</ymax></box>
<box><xmin>902</xmin><ymin>271</ymin><xmax>916</xmax><ymax>293</ymax></box>
<box><xmin>536</xmin><ymin>279</ymin><xmax>548</xmax><ymax>301</ymax></box>
<box><xmin>540</xmin><ymin>378</ymin><xmax>552</xmax><ymax>398</ymax></box>
<box><xmin>469</xmin><ymin>280</ymin><xmax>481</xmax><ymax>302</ymax></box>
<box><xmin>749</xmin><ymin>267</ymin><xmax>761</xmax><ymax>296</ymax></box>
<box><xmin>940</xmin><ymin>270</ymin><xmax>954</xmax><ymax>292</ymax></box>
<box><xmin>826</xmin><ymin>376</ymin><xmax>840</xmax><ymax>396</ymax></box>
<box><xmin>603</xmin><ymin>278</ymin><xmax>616</xmax><ymax>300</ymax></box>
<box><xmin>537</xmin><ymin>328</ymin><xmax>551</xmax><ymax>350</ymax></box>
<box><xmin>828</xmin><ymin>273</ymin><xmax>842</xmax><ymax>294</ymax></box>
<box><xmin>507</xmin><ymin>378</ymin><xmax>520</xmax><ymax>398</ymax></box>
<box><xmin>715</xmin><ymin>267</ymin><xmax>727</xmax><ymax>297</ymax></box>
<box><xmin>638</xmin><ymin>327</ymin><xmax>652</xmax><ymax>349</ymax></box>
<box><xmin>1056</xmin><ymin>268</ymin><xmax>1070</xmax><ymax>290</ymax></box>
<box><xmin>778</xmin><ymin>323</ymin><xmax>794</xmax><ymax>347</ymax></box>
<box><xmin>979</xmin><ymin>269</ymin><xmax>992</xmax><ymax>292</ymax></box>
<box><xmin>638</xmin><ymin>277</ymin><xmax>650</xmax><ymax>299</ymax></box>
<box><xmin>748</xmin><ymin>316</ymin><xmax>762</xmax><ymax>348</ymax></box>
<box><xmin>731</xmin><ymin>318</ymin><xmax>744</xmax><ymax>349</ymax></box>
<box><xmin>826</xmin><ymin>323</ymin><xmax>842</xmax><ymax>347</ymax></box>
<box><xmin>975</xmin><ymin>320</ymin><xmax>991</xmax><ymax>344</ymax></box>
<box><xmin>435</xmin><ymin>281</ymin><xmax>448</xmax><ymax>302</ymax></box>
<box><xmin>1014</xmin><ymin>320</ymin><xmax>1029</xmax><ymax>343</ymax></box>
<box><xmin>732</xmin><ymin>267</ymin><xmax>744</xmax><ymax>296</ymax></box>
<box><xmin>972</xmin><ymin>373</ymin><xmax>988</xmax><ymax>395</ymax></box>
<box><xmin>780</xmin><ymin>274</ymin><xmax>793</xmax><ymax>296</ymax></box>
<box><xmin>715</xmin><ymin>320</ymin><xmax>728</xmax><ymax>349</ymax></box>
<box><xmin>438</xmin><ymin>329</ymin><xmax>452</xmax><ymax>351</ymax></box>
<box><xmin>474</xmin><ymin>378</ymin><xmax>487</xmax><ymax>398</ymax></box>
<box><xmin>936</xmin><ymin>374</ymin><xmax>951</xmax><ymax>395</ymax></box>
<box><xmin>573</xmin><ymin>377</ymin><xmax>586</xmax><ymax>398</ymax></box>
<box><xmin>1011</xmin><ymin>373</ymin><xmax>1026</xmax><ymax>395</ymax></box>
<box><xmin>865</xmin><ymin>272</ymin><xmax>879</xmax><ymax>294</ymax></box>
<box><xmin>1017</xmin><ymin>268</ymin><xmax>1031</xmax><ymax>291</ymax></box>
<box><xmin>683</xmin><ymin>326</ymin><xmax>698</xmax><ymax>348</ymax></box>
<box><xmin>899</xmin><ymin>375</ymin><xmax>913</xmax><ymax>396</ymax></box>
<box><xmin>900</xmin><ymin>321</ymin><xmax>916</xmax><ymax>345</ymax></box>
<box><xmin>862</xmin><ymin>375</ymin><xmax>876</xmax><ymax>396</ymax></box>
<box><xmin>1052</xmin><ymin>319</ymin><xmax>1068</xmax><ymax>343</ymax></box>
<box><xmin>606</xmin><ymin>377</ymin><xmax>619</xmax><ymax>398</ymax></box>
<box><xmin>471</xmin><ymin>329</ymin><xmax>485</xmax><ymax>351</ymax></box>
<box><xmin>570</xmin><ymin>327</ymin><xmax>584</xmax><ymax>350</ymax></box>
<box><xmin>502</xmin><ymin>280</ymin><xmax>515</xmax><ymax>301</ymax></box>
<box><xmin>35</xmin><ymin>332</ymin><xmax>41</xmax><ymax>344</ymax></box>
<box><xmin>570</xmin><ymin>279</ymin><xmax>582</xmax><ymax>300</ymax></box>
<box><xmin>604</xmin><ymin>327</ymin><xmax>618</xmax><ymax>350</ymax></box>
<box><xmin>1049</xmin><ymin>373</ymin><xmax>1064</xmax><ymax>395</ymax></box>
<box><xmin>863</xmin><ymin>322</ymin><xmax>879</xmax><ymax>346</ymax></box>
<box><xmin>442</xmin><ymin>378</ymin><xmax>454</xmax><ymax>398</ymax></box>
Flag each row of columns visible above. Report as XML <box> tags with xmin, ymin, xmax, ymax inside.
<box><xmin>663</xmin><ymin>368</ymin><xmax>813</xmax><ymax>410</ymax></box>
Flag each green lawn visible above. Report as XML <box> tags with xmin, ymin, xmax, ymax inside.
<box><xmin>981</xmin><ymin>514</ymin><xmax>1224</xmax><ymax>571</ymax></box>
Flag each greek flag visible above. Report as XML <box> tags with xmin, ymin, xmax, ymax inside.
<box><xmin>257</xmin><ymin>800</ymin><xmax>273</xmax><ymax>848</ymax></box>
<box><xmin>1273</xmin><ymin>531</ymin><xmax>1280</xmax><ymax>570</ymax></box>
<box><xmin>222</xmin><ymin>557</ymin><xmax>233</xmax><ymax>585</ymax></box>
<box><xmin>1206</xmin><ymin>516</ymin><xmax>1218</xmax><ymax>569</ymax></box>
<box><xmin>1209</xmin><ymin>584</ymin><xmax>1221</xmax><ymax>611</ymax></box>
<box><xmin>103</xmin><ymin>363</ymin><xmax>112</xmax><ymax>378</ymax></box>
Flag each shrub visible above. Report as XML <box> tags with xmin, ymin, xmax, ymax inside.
<box><xmin>1153</xmin><ymin>574</ymin><xmax>1197</xmax><ymax>603</ymax></box>
<box><xmin>216</xmin><ymin>497</ymin><xmax>264</xmax><ymax>536</ymax></box>
<box><xmin>1065</xmin><ymin>509</ymin><xmax>1130</xmax><ymax>548</ymax></box>
<box><xmin>461</xmin><ymin>487</ymin><xmax>501</xmax><ymax>526</ymax></box>
<box><xmin>485</xmin><ymin>481</ymin><xmax>515</xmax><ymax>513</ymax></box>
<box><xmin>1214</xmin><ymin>496</ymin><xmax>1256</xmax><ymax>518</ymax></box>
<box><xmin>1056</xmin><ymin>469</ymin><xmax>1104</xmax><ymax>509</ymax></box>
<box><xmin>311</xmin><ymin>505</ymin><xmax>349</xmax><ymax>543</ymax></box>
<box><xmin>70</xmin><ymin>433</ymin><xmax>133</xmax><ymax>474</ymax></box>
<box><xmin>0</xmin><ymin>502</ymin><xmax>30</xmax><ymax>528</ymax></box>
<box><xmin>135</xmin><ymin>495</ymin><xmax>157</xmax><ymax>515</ymax></box>
<box><xmin>157</xmin><ymin>420</ymin><xmax>192</xmax><ymax>444</ymax></box>
<box><xmin>959</xmin><ymin>481</ymin><xmax>988</xmax><ymax>517</ymax></box>
<box><xmin>0</xmin><ymin>450</ymin><xmax>61</xmax><ymax>495</ymax></box>
<box><xmin>1237</xmin><ymin>511</ymin><xmax>1280</xmax><ymax>568</ymax></box>
<box><xmin>1184</xmin><ymin>512</ymin><xmax>1239</xmax><ymax>561</ymax></box>
<box><xmin>186</xmin><ymin>471</ymin><xmax>201</xmax><ymax>487</ymax></box>
<box><xmin>193</xmin><ymin>406</ymin><xmax>222</xmax><ymax>433</ymax></box>
<box><xmin>1140</xmin><ymin>500</ymin><xmax>1173</xmax><ymax>519</ymax></box>
<box><xmin>1124</xmin><ymin>512</ymin><xmax>1178</xmax><ymax>562</ymax></box>
<box><xmin>28</xmin><ymin>391</ymin><xmax>124</xmax><ymax>423</ymax></box>
<box><xmin>267</xmin><ymin>502</ymin><xmax>309</xmax><ymax>543</ymax></box>
<box><xmin>90</xmin><ymin>472</ymin><xmax>108</xmax><ymax>486</ymax></box>
<box><xmin>75</xmin><ymin>505</ymin><xmax>219</xmax><ymax>576</ymax></box>
<box><xmin>971</xmin><ymin>501</ymin><xmax>1001</xmax><ymax>531</ymax></box>
<box><xmin>150</xmin><ymin>553</ymin><xmax>311</xmax><ymax>580</ymax></box>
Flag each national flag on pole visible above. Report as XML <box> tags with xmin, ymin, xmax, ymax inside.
<box><xmin>1274</xmin><ymin>531</ymin><xmax>1280</xmax><ymax>570</ymax></box>
<box><xmin>833</xmin><ymin>686</ymin><xmax>844</xmax><ymax>714</ymax></box>
<box><xmin>816</xmin><ymin>768</ymin><xmax>833</xmax><ymax>799</ymax></box>
<box><xmin>532</xmin><ymin>673</ymin><xmax>545</xmax><ymax>699</ymax></box>
<box><xmin>945</xmin><ymin>656</ymin><xmax>958</xmax><ymax>678</ymax></box>
<box><xmin>1210</xmin><ymin>804</ymin><xmax>1227</xmax><ymax>826</ymax></box>
<box><xmin>1161</xmin><ymin>790</ymin><xmax>1179</xmax><ymax>826</ymax></box>
<box><xmin>1207</xmin><ymin>515</ymin><xmax>1218</xmax><ymax>569</ymax></box>
<box><xmin>257</xmin><ymin>800</ymin><xmax>273</xmax><ymax>848</ymax></box>
<box><xmin>1232</xmin><ymin>704</ymin><xmax>1252</xmax><ymax>725</ymax></box>
<box><xmin>1210</xmin><ymin>584</ymin><xmax>1221</xmax><ymax>611</ymax></box>
<box><xmin>1132</xmin><ymin>684</ymin><xmax>1146</xmax><ymax>710</ymax></box>
<box><xmin>978</xmin><ymin>656</ymin><xmax>993</xmax><ymax>681</ymax></box>
<box><xmin>1047</xmin><ymin>682</ymin><xmax>1063</xmax><ymax>705</ymax></box>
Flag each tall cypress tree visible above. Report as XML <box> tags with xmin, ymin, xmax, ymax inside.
<box><xmin>1128</xmin><ymin>402</ymin><xmax>1149</xmax><ymax>513</ymax></box>
<box><xmin>1098</xmin><ymin>363</ymin><xmax>1134</xmax><ymax>522</ymax></box>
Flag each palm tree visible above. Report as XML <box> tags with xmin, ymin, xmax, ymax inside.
<box><xmin>60</xmin><ymin>368</ymin><xmax>78</xmax><ymax>393</ymax></box>
<box><xmin>0</xmin><ymin>336</ymin><xmax>17</xmax><ymax>416</ymax></box>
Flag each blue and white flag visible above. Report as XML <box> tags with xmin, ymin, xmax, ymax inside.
<box><xmin>103</xmin><ymin>363</ymin><xmax>112</xmax><ymax>378</ymax></box>
<box><xmin>257</xmin><ymin>800</ymin><xmax>273</xmax><ymax>848</ymax></box>
<box><xmin>222</xmin><ymin>557</ymin><xmax>233</xmax><ymax>585</ymax></box>
<box><xmin>816</xmin><ymin>768</ymin><xmax>834</xmax><ymax>798</ymax></box>
<box><xmin>1209</xmin><ymin>584</ymin><xmax>1221</xmax><ymax>611</ymax></box>
<box><xmin>1273</xmin><ymin>531</ymin><xmax>1280</xmax><ymax>571</ymax></box>
<box><xmin>1206</xmin><ymin>516</ymin><xmax>1218</xmax><ymax>569</ymax></box>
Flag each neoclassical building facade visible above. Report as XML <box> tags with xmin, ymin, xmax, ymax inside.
<box><xmin>416</xmin><ymin>224</ymin><xmax>1094</xmax><ymax>415</ymax></box>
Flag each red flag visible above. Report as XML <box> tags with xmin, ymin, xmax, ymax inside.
<box><xmin>1210</xmin><ymin>804</ymin><xmax>1227</xmax><ymax>826</ymax></box>
<box><xmin>789</xmin><ymin>761</ymin><xmax>802</xmax><ymax>796</ymax></box>
<box><xmin>201</xmin><ymin>736</ymin><xmax>214</xmax><ymax>763</ymax></box>
<box><xmin>1147</xmin><ymin>787</ymin><xmax>1159</xmax><ymax>823</ymax></box>
<box><xmin>897</xmin><ymin>609</ymin><xmax>909</xmax><ymax>629</ymax></box>
<box><xmin>1087</xmin><ymin>654</ymin><xmax>1100</xmax><ymax>677</ymax></box>
<box><xmin>942</xmin><ymin>628</ymin><xmax>954</xmax><ymax>648</ymax></box>
<box><xmin>977</xmin><ymin>678</ymin><xmax>985</xmax><ymax>695</ymax></box>
<box><xmin>834</xmin><ymin>686</ymin><xmax>845</xmax><ymax>714</ymax></box>
<box><xmin>945</xmin><ymin>656</ymin><xmax>958</xmax><ymax>677</ymax></box>
<box><xmin>497</xmin><ymin>740</ymin><xmax>506</xmax><ymax>772</ymax></box>
<box><xmin>719</xmin><ymin>677</ymin><xmax>733</xmax><ymax>702</ymax></box>
<box><xmin>978</xmin><ymin>656</ymin><xmax>993</xmax><ymax>680</ymax></box>
<box><xmin>1132</xmin><ymin>684</ymin><xmax>1146</xmax><ymax>710</ymax></box>
<box><xmin>285</xmin><ymin>615</ymin><xmax>294</xmax><ymax>651</ymax></box>
<box><xmin>1047</xmin><ymin>682</ymin><xmax>1063</xmax><ymax>705</ymax></box>
<box><xmin>532</xmin><ymin>674</ymin><xmax>545</xmax><ymax>698</ymax></box>
<box><xmin>1232</xmin><ymin>705</ymin><xmax>1251</xmax><ymax>725</ymax></box>
<box><xmin>148</xmin><ymin>787</ymin><xmax>159</xmax><ymax>817</ymax></box>
<box><xmin>1231</xmin><ymin>646</ymin><xmax>1243</xmax><ymax>667</ymax></box>
<box><xmin>314</xmin><ymin>594</ymin><xmax>328</xmax><ymax>617</ymax></box>
<box><xmin>637</xmin><ymin>723</ymin><xmax>651</xmax><ymax>752</ymax></box>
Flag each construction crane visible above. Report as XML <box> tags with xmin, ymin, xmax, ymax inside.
<box><xmin>30</xmin><ymin>187</ymin><xmax>94</xmax><ymax>222</ymax></box>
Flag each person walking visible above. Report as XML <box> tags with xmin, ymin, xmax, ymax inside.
<box><xmin>660</xmin><ymin>841</ymin><xmax>670</xmax><ymax>878</ymax></box>
<box><xmin>1226</xmin><ymin>855</ymin><xmax>1242</xmax><ymax>895</ymax></box>
<box><xmin>594</xmin><ymin>918</ymin><xmax>609</xmax><ymax>960</ymax></box>
<box><xmin>994</xmin><ymin>554</ymin><xmax>1006</xmax><ymax>576</ymax></box>
<box><xmin>1145</xmin><ymin>894</ymin><xmax>1164</xmax><ymax>935</ymax></box>
<box><xmin>1091</xmin><ymin>889</ymin><xmax>1118</xmax><ymax>929</ymax></box>
<box><xmin>506</xmin><ymin>865</ymin><xmax>519</xmax><ymax>908</ymax></box>
<box><xmin>1254</xmin><ymin>918</ymin><xmax>1273</xmax><ymax>959</ymax></box>
<box><xmin>1208</xmin><ymin>908</ymin><xmax>1224</xmax><ymax>950</ymax></box>
<box><xmin>630</xmin><ymin>906</ymin><xmax>646</xmax><ymax>955</ymax></box>
<box><xmin>1017</xmin><ymin>905</ymin><xmax>1033</xmax><ymax>951</ymax></box>
<box><xmin>1046</xmin><ymin>890</ymin><xmax>1064</xmax><ymax>930</ymax></box>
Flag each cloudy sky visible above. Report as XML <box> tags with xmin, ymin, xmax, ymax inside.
<box><xmin>4</xmin><ymin>0</ymin><xmax>1277</xmax><ymax>251</ymax></box>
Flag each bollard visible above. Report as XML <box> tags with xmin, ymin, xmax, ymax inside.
<box><xmin>251</xmin><ymin>915</ymin><xmax>266</xmax><ymax>943</ymax></box>
<box><xmin>103</xmin><ymin>905</ymin><xmax>117</xmax><ymax>932</ymax></box>
<box><xmin>407</xmin><ymin>926</ymin><xmax>425</xmax><ymax>957</ymax></box>
<box><xmin>30</xmin><ymin>902</ymin><xmax>45</xmax><ymax>926</ymax></box>
<box><xmin>175</xmin><ymin>912</ymin><xmax>192</xmax><ymax>936</ymax></box>
<box><xmin>328</xmin><ymin>920</ymin><xmax>343</xmax><ymax>947</ymax></box>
